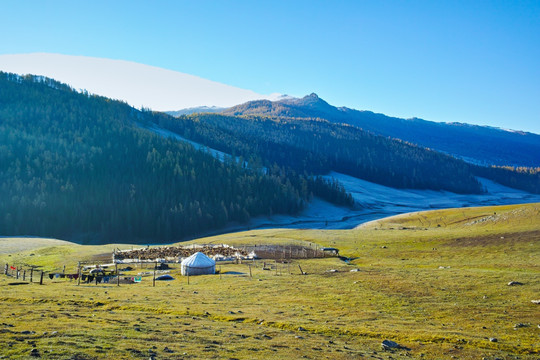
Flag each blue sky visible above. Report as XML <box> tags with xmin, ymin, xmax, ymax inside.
<box><xmin>2</xmin><ymin>0</ymin><xmax>540</xmax><ymax>133</ymax></box>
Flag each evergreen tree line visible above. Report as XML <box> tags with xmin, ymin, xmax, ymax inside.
<box><xmin>0</xmin><ymin>73</ymin><xmax>350</xmax><ymax>243</ymax></box>
<box><xmin>152</xmin><ymin>113</ymin><xmax>484</xmax><ymax>194</ymax></box>
<box><xmin>471</xmin><ymin>165</ymin><xmax>540</xmax><ymax>193</ymax></box>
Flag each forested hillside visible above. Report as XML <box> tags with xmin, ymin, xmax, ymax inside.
<box><xmin>223</xmin><ymin>94</ymin><xmax>540</xmax><ymax>168</ymax></box>
<box><xmin>0</xmin><ymin>73</ymin><xmax>349</xmax><ymax>243</ymax></box>
<box><xmin>153</xmin><ymin>113</ymin><xmax>484</xmax><ymax>194</ymax></box>
<box><xmin>3</xmin><ymin>73</ymin><xmax>536</xmax><ymax>244</ymax></box>
<box><xmin>472</xmin><ymin>165</ymin><xmax>540</xmax><ymax>194</ymax></box>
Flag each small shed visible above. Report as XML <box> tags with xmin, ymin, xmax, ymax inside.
<box><xmin>181</xmin><ymin>252</ymin><xmax>216</xmax><ymax>276</ymax></box>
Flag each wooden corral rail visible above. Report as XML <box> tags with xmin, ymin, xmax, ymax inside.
<box><xmin>2</xmin><ymin>262</ymin><xmax>144</xmax><ymax>287</ymax></box>
<box><xmin>236</xmin><ymin>244</ymin><xmax>336</xmax><ymax>260</ymax></box>
<box><xmin>4</xmin><ymin>263</ymin><xmax>62</xmax><ymax>285</ymax></box>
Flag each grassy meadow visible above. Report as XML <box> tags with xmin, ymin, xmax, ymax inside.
<box><xmin>0</xmin><ymin>203</ymin><xmax>539</xmax><ymax>359</ymax></box>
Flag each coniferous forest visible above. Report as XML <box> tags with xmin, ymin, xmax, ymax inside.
<box><xmin>2</xmin><ymin>72</ymin><xmax>538</xmax><ymax>244</ymax></box>
<box><xmin>0</xmin><ymin>73</ymin><xmax>351</xmax><ymax>243</ymax></box>
<box><xmin>152</xmin><ymin>113</ymin><xmax>484</xmax><ymax>194</ymax></box>
<box><xmin>156</xmin><ymin>112</ymin><xmax>539</xmax><ymax>195</ymax></box>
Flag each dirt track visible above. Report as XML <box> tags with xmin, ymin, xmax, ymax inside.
<box><xmin>447</xmin><ymin>230</ymin><xmax>540</xmax><ymax>248</ymax></box>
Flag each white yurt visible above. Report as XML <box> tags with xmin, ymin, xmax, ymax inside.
<box><xmin>181</xmin><ymin>252</ymin><xmax>216</xmax><ymax>276</ymax></box>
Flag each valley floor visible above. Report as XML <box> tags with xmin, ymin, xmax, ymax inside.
<box><xmin>0</xmin><ymin>203</ymin><xmax>539</xmax><ymax>359</ymax></box>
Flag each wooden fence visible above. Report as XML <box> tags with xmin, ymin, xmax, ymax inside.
<box><xmin>238</xmin><ymin>244</ymin><xmax>335</xmax><ymax>260</ymax></box>
<box><xmin>4</xmin><ymin>263</ymin><xmax>45</xmax><ymax>284</ymax></box>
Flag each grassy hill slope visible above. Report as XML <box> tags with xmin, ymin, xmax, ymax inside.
<box><xmin>0</xmin><ymin>203</ymin><xmax>539</xmax><ymax>359</ymax></box>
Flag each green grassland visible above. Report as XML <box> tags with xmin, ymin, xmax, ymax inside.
<box><xmin>0</xmin><ymin>203</ymin><xmax>539</xmax><ymax>359</ymax></box>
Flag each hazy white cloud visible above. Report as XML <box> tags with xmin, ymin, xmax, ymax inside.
<box><xmin>0</xmin><ymin>53</ymin><xmax>281</xmax><ymax>110</ymax></box>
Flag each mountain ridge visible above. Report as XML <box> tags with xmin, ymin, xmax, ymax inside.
<box><xmin>222</xmin><ymin>94</ymin><xmax>540</xmax><ymax>167</ymax></box>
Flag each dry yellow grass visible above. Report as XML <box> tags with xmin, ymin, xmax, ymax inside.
<box><xmin>0</xmin><ymin>203</ymin><xmax>539</xmax><ymax>359</ymax></box>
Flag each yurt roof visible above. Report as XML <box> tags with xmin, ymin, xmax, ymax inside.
<box><xmin>181</xmin><ymin>252</ymin><xmax>215</xmax><ymax>268</ymax></box>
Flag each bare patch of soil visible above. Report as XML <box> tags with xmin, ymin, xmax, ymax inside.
<box><xmin>446</xmin><ymin>230</ymin><xmax>540</xmax><ymax>248</ymax></box>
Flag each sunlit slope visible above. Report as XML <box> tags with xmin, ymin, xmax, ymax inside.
<box><xmin>358</xmin><ymin>202</ymin><xmax>540</xmax><ymax>231</ymax></box>
<box><xmin>0</xmin><ymin>237</ymin><xmax>74</xmax><ymax>255</ymax></box>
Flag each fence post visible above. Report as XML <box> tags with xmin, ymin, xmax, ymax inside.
<box><xmin>77</xmin><ymin>262</ymin><xmax>81</xmax><ymax>286</ymax></box>
<box><xmin>23</xmin><ymin>270</ymin><xmax>26</xmax><ymax>281</ymax></box>
<box><xmin>40</xmin><ymin>271</ymin><xmax>44</xmax><ymax>285</ymax></box>
<box><xmin>4</xmin><ymin>264</ymin><xmax>7</xmax><ymax>275</ymax></box>
<box><xmin>152</xmin><ymin>263</ymin><xmax>156</xmax><ymax>287</ymax></box>
<box><xmin>249</xmin><ymin>264</ymin><xmax>252</xmax><ymax>278</ymax></box>
<box><xmin>116</xmin><ymin>263</ymin><xmax>119</xmax><ymax>287</ymax></box>
<box><xmin>16</xmin><ymin>268</ymin><xmax>19</xmax><ymax>279</ymax></box>
<box><xmin>30</xmin><ymin>268</ymin><xmax>33</xmax><ymax>282</ymax></box>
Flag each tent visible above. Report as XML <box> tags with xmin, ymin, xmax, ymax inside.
<box><xmin>181</xmin><ymin>252</ymin><xmax>215</xmax><ymax>276</ymax></box>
